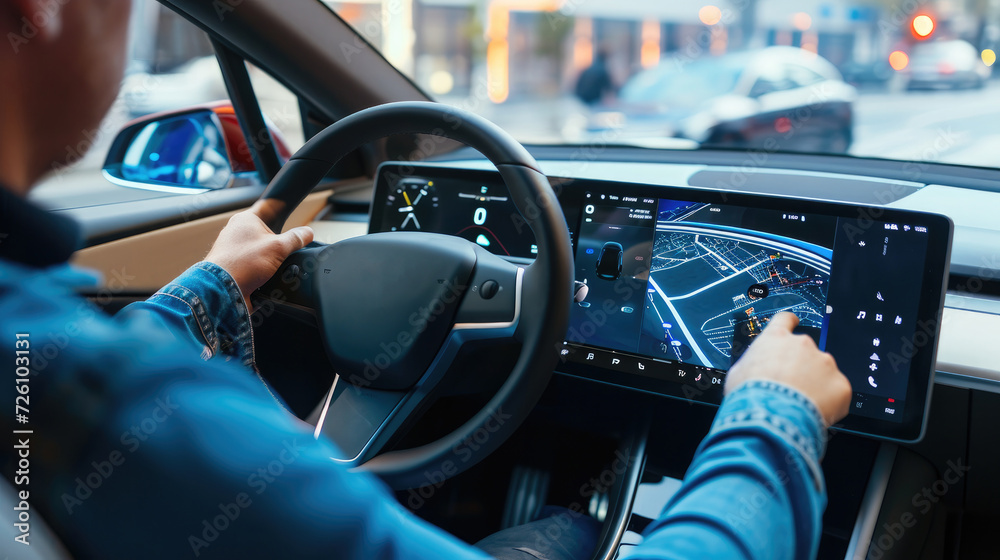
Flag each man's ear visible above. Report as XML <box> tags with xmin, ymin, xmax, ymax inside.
<box><xmin>7</xmin><ymin>0</ymin><xmax>63</xmax><ymax>42</ymax></box>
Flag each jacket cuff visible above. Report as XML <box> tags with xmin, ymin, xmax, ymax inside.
<box><xmin>149</xmin><ymin>261</ymin><xmax>255</xmax><ymax>369</ymax></box>
<box><xmin>710</xmin><ymin>380</ymin><xmax>828</xmax><ymax>490</ymax></box>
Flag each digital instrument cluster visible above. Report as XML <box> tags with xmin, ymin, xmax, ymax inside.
<box><xmin>372</xmin><ymin>168</ymin><xmax>545</xmax><ymax>259</ymax></box>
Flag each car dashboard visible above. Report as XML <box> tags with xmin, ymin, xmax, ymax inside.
<box><xmin>303</xmin><ymin>149</ymin><xmax>1000</xmax><ymax>556</ymax></box>
<box><xmin>358</xmin><ymin>157</ymin><xmax>955</xmax><ymax>443</ymax></box>
<box><xmin>310</xmin><ymin>151</ymin><xmax>999</xmax><ymax>401</ymax></box>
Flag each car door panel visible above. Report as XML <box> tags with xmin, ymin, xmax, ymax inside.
<box><xmin>71</xmin><ymin>189</ymin><xmax>334</xmax><ymax>292</ymax></box>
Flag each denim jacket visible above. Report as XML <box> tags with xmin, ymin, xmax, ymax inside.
<box><xmin>0</xmin><ymin>188</ymin><xmax>827</xmax><ymax>559</ymax></box>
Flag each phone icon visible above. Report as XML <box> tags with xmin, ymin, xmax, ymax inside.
<box><xmin>868</xmin><ymin>376</ymin><xmax>878</xmax><ymax>388</ymax></box>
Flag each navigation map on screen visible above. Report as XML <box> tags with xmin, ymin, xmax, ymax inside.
<box><xmin>638</xmin><ymin>200</ymin><xmax>832</xmax><ymax>370</ymax></box>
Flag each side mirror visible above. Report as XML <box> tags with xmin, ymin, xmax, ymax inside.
<box><xmin>103</xmin><ymin>104</ymin><xmax>291</xmax><ymax>192</ymax></box>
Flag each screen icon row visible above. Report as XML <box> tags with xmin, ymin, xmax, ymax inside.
<box><xmin>560</xmin><ymin>343</ymin><xmax>725</xmax><ymax>389</ymax></box>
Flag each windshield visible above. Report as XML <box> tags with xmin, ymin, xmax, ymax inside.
<box><xmin>619</xmin><ymin>56</ymin><xmax>744</xmax><ymax>107</ymax></box>
<box><xmin>323</xmin><ymin>0</ymin><xmax>999</xmax><ymax>168</ymax></box>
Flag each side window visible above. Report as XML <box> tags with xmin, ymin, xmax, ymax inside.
<box><xmin>247</xmin><ymin>66</ymin><xmax>307</xmax><ymax>155</ymax></box>
<box><xmin>748</xmin><ymin>67</ymin><xmax>794</xmax><ymax>97</ymax></box>
<box><xmin>121</xmin><ymin>3</ymin><xmax>226</xmax><ymax>126</ymax></box>
<box><xmin>30</xmin><ymin>0</ymin><xmax>307</xmax><ymax>207</ymax></box>
<box><xmin>31</xmin><ymin>0</ymin><xmax>229</xmax><ymax>207</ymax></box>
<box><xmin>787</xmin><ymin>65</ymin><xmax>825</xmax><ymax>88</ymax></box>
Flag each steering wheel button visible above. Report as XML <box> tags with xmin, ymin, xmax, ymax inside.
<box><xmin>480</xmin><ymin>280</ymin><xmax>500</xmax><ymax>299</ymax></box>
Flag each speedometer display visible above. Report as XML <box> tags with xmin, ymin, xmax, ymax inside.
<box><xmin>385</xmin><ymin>178</ymin><xmax>438</xmax><ymax>231</ymax></box>
<box><xmin>372</xmin><ymin>165</ymin><xmax>547</xmax><ymax>259</ymax></box>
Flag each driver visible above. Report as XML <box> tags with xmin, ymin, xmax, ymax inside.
<box><xmin>0</xmin><ymin>1</ymin><xmax>851</xmax><ymax>559</ymax></box>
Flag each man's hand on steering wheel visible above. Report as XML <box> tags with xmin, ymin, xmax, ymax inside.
<box><xmin>205</xmin><ymin>199</ymin><xmax>315</xmax><ymax>312</ymax></box>
<box><xmin>207</xmin><ymin>102</ymin><xmax>571</xmax><ymax>489</ymax></box>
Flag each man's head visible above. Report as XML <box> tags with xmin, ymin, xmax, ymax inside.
<box><xmin>1</xmin><ymin>0</ymin><xmax>132</xmax><ymax>194</ymax></box>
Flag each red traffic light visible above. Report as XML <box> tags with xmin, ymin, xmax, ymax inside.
<box><xmin>911</xmin><ymin>14</ymin><xmax>935</xmax><ymax>39</ymax></box>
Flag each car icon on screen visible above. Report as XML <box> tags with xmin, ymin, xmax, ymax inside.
<box><xmin>596</xmin><ymin>242</ymin><xmax>623</xmax><ymax>280</ymax></box>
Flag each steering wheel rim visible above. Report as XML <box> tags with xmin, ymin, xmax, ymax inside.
<box><xmin>259</xmin><ymin>101</ymin><xmax>573</xmax><ymax>489</ymax></box>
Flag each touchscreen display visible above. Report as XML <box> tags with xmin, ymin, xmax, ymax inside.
<box><xmin>370</xmin><ymin>164</ymin><xmax>951</xmax><ymax>441</ymax></box>
<box><xmin>565</xmin><ymin>190</ymin><xmax>935</xmax><ymax>429</ymax></box>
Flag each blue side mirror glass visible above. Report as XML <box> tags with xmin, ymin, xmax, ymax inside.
<box><xmin>104</xmin><ymin>110</ymin><xmax>233</xmax><ymax>191</ymax></box>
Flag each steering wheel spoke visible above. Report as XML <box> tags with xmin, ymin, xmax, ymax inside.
<box><xmin>315</xmin><ymin>309</ymin><xmax>518</xmax><ymax>469</ymax></box>
<box><xmin>293</xmin><ymin>249</ymin><xmax>525</xmax><ymax>467</ymax></box>
<box><xmin>453</xmin><ymin>251</ymin><xmax>522</xmax><ymax>332</ymax></box>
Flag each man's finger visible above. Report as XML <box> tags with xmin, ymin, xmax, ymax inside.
<box><xmin>274</xmin><ymin>226</ymin><xmax>314</xmax><ymax>257</ymax></box>
<box><xmin>764</xmin><ymin>312</ymin><xmax>799</xmax><ymax>334</ymax></box>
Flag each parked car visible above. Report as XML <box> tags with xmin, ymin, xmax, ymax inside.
<box><xmin>587</xmin><ymin>46</ymin><xmax>856</xmax><ymax>153</ymax></box>
<box><xmin>904</xmin><ymin>39</ymin><xmax>992</xmax><ymax>90</ymax></box>
<box><xmin>840</xmin><ymin>58</ymin><xmax>895</xmax><ymax>89</ymax></box>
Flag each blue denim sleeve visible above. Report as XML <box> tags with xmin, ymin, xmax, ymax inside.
<box><xmin>0</xmin><ymin>262</ymin><xmax>493</xmax><ymax>560</ymax></box>
<box><xmin>631</xmin><ymin>380</ymin><xmax>828</xmax><ymax>560</ymax></box>
<box><xmin>118</xmin><ymin>262</ymin><xmax>255</xmax><ymax>369</ymax></box>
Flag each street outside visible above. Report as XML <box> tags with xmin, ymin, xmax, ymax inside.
<box><xmin>849</xmin><ymin>81</ymin><xmax>1000</xmax><ymax>168</ymax></box>
<box><xmin>31</xmin><ymin>79</ymin><xmax>1000</xmax><ymax>210</ymax></box>
<box><xmin>476</xmin><ymin>80</ymin><xmax>1000</xmax><ymax>169</ymax></box>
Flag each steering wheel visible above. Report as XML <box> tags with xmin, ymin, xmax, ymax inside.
<box><xmin>257</xmin><ymin>102</ymin><xmax>573</xmax><ymax>489</ymax></box>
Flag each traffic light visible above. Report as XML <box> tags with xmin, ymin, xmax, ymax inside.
<box><xmin>910</xmin><ymin>14</ymin><xmax>935</xmax><ymax>40</ymax></box>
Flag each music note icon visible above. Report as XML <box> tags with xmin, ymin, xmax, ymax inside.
<box><xmin>856</xmin><ymin>311</ymin><xmax>867</xmax><ymax>319</ymax></box>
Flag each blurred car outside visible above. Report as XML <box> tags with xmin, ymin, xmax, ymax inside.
<box><xmin>904</xmin><ymin>39</ymin><xmax>992</xmax><ymax>90</ymax></box>
<box><xmin>583</xmin><ymin>46</ymin><xmax>857</xmax><ymax>154</ymax></box>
